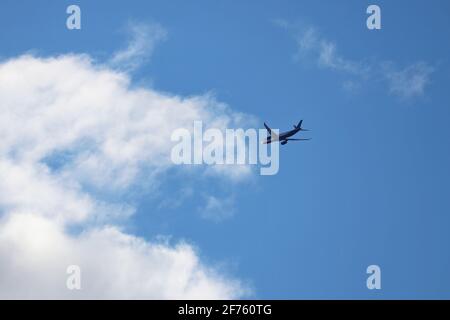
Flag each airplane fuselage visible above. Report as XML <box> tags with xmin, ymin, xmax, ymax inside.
<box><xmin>264</xmin><ymin>128</ymin><xmax>300</xmax><ymax>144</ymax></box>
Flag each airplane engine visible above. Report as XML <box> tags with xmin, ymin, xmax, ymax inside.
<box><xmin>281</xmin><ymin>140</ymin><xmax>288</xmax><ymax>145</ymax></box>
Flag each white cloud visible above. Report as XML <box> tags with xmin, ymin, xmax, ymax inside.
<box><xmin>342</xmin><ymin>80</ymin><xmax>361</xmax><ymax>94</ymax></box>
<box><xmin>291</xmin><ymin>26</ymin><xmax>369</xmax><ymax>77</ymax></box>
<box><xmin>110</xmin><ymin>22</ymin><xmax>167</xmax><ymax>71</ymax></box>
<box><xmin>278</xmin><ymin>21</ymin><xmax>434</xmax><ymax>100</ymax></box>
<box><xmin>158</xmin><ymin>187</ymin><xmax>194</xmax><ymax>210</ymax></box>
<box><xmin>0</xmin><ymin>213</ymin><xmax>246</xmax><ymax>299</ymax></box>
<box><xmin>0</xmin><ymin>54</ymin><xmax>251</xmax><ymax>299</ymax></box>
<box><xmin>199</xmin><ymin>195</ymin><xmax>236</xmax><ymax>222</ymax></box>
<box><xmin>384</xmin><ymin>62</ymin><xmax>434</xmax><ymax>99</ymax></box>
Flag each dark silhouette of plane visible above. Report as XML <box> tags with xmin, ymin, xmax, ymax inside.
<box><xmin>263</xmin><ymin>120</ymin><xmax>311</xmax><ymax>145</ymax></box>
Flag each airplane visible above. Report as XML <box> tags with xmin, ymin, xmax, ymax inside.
<box><xmin>263</xmin><ymin>120</ymin><xmax>311</xmax><ymax>145</ymax></box>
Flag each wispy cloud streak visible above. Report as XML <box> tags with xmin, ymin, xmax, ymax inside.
<box><xmin>110</xmin><ymin>22</ymin><xmax>167</xmax><ymax>71</ymax></box>
<box><xmin>276</xmin><ymin>19</ymin><xmax>434</xmax><ymax>100</ymax></box>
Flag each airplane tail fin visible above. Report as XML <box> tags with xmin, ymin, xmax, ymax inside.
<box><xmin>294</xmin><ymin>120</ymin><xmax>309</xmax><ymax>131</ymax></box>
<box><xmin>294</xmin><ymin>120</ymin><xmax>308</xmax><ymax>130</ymax></box>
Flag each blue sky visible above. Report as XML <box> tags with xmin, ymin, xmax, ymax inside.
<box><xmin>1</xmin><ymin>0</ymin><xmax>450</xmax><ymax>299</ymax></box>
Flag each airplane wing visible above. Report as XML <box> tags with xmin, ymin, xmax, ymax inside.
<box><xmin>286</xmin><ymin>138</ymin><xmax>311</xmax><ymax>141</ymax></box>
<box><xmin>264</xmin><ymin>122</ymin><xmax>279</xmax><ymax>140</ymax></box>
